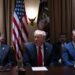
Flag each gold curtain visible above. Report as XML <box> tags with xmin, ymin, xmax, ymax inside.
<box><xmin>49</xmin><ymin>0</ymin><xmax>72</xmax><ymax>43</ymax></box>
<box><xmin>3</xmin><ymin>0</ymin><xmax>15</xmax><ymax>45</ymax></box>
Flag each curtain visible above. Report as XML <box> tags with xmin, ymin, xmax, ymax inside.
<box><xmin>3</xmin><ymin>0</ymin><xmax>15</xmax><ymax>45</ymax></box>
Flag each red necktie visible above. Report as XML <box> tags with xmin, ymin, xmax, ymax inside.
<box><xmin>37</xmin><ymin>46</ymin><xmax>42</xmax><ymax>66</ymax></box>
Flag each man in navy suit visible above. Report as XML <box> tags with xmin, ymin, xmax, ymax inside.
<box><xmin>0</xmin><ymin>33</ymin><xmax>16</xmax><ymax>67</ymax></box>
<box><xmin>23</xmin><ymin>30</ymin><xmax>53</xmax><ymax>66</ymax></box>
<box><xmin>62</xmin><ymin>29</ymin><xmax>75</xmax><ymax>67</ymax></box>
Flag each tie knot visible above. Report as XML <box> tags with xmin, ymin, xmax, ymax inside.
<box><xmin>38</xmin><ymin>46</ymin><xmax>41</xmax><ymax>49</ymax></box>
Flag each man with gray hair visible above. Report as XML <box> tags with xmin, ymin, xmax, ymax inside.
<box><xmin>23</xmin><ymin>29</ymin><xmax>53</xmax><ymax>66</ymax></box>
<box><xmin>62</xmin><ymin>29</ymin><xmax>75</xmax><ymax>67</ymax></box>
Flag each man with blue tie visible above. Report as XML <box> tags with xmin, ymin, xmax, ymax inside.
<box><xmin>0</xmin><ymin>33</ymin><xmax>16</xmax><ymax>67</ymax></box>
<box><xmin>62</xmin><ymin>29</ymin><xmax>75</xmax><ymax>67</ymax></box>
<box><xmin>23</xmin><ymin>30</ymin><xmax>53</xmax><ymax>66</ymax></box>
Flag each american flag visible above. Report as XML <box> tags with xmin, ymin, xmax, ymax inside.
<box><xmin>12</xmin><ymin>0</ymin><xmax>28</xmax><ymax>60</ymax></box>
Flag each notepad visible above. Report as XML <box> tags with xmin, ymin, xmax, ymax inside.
<box><xmin>32</xmin><ymin>67</ymin><xmax>48</xmax><ymax>71</ymax></box>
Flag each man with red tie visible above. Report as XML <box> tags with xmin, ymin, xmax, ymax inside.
<box><xmin>23</xmin><ymin>30</ymin><xmax>53</xmax><ymax>66</ymax></box>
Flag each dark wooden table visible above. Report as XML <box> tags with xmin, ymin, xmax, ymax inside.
<box><xmin>0</xmin><ymin>66</ymin><xmax>75</xmax><ymax>75</ymax></box>
<box><xmin>25</xmin><ymin>67</ymin><xmax>75</xmax><ymax>75</ymax></box>
<box><xmin>0</xmin><ymin>66</ymin><xmax>18</xmax><ymax>75</ymax></box>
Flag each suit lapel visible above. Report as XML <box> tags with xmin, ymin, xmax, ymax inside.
<box><xmin>0</xmin><ymin>45</ymin><xmax>8</xmax><ymax>64</ymax></box>
<box><xmin>44</xmin><ymin>43</ymin><xmax>48</xmax><ymax>65</ymax></box>
<box><xmin>67</xmin><ymin>42</ymin><xmax>75</xmax><ymax>59</ymax></box>
<box><xmin>32</xmin><ymin>44</ymin><xmax>38</xmax><ymax>65</ymax></box>
<box><xmin>71</xmin><ymin>42</ymin><xmax>75</xmax><ymax>49</ymax></box>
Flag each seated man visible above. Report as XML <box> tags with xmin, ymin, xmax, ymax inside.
<box><xmin>23</xmin><ymin>30</ymin><xmax>53</xmax><ymax>66</ymax></box>
<box><xmin>62</xmin><ymin>29</ymin><xmax>75</xmax><ymax>67</ymax></box>
<box><xmin>53</xmin><ymin>33</ymin><xmax>68</xmax><ymax>66</ymax></box>
<box><xmin>0</xmin><ymin>33</ymin><xmax>16</xmax><ymax>67</ymax></box>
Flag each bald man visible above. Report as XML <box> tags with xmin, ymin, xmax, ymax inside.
<box><xmin>23</xmin><ymin>30</ymin><xmax>53</xmax><ymax>67</ymax></box>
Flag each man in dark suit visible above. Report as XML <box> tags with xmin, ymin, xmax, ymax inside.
<box><xmin>0</xmin><ymin>33</ymin><xmax>16</xmax><ymax>67</ymax></box>
<box><xmin>23</xmin><ymin>30</ymin><xmax>53</xmax><ymax>66</ymax></box>
<box><xmin>53</xmin><ymin>33</ymin><xmax>68</xmax><ymax>66</ymax></box>
<box><xmin>62</xmin><ymin>29</ymin><xmax>75</xmax><ymax>67</ymax></box>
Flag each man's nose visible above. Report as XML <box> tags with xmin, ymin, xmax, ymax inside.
<box><xmin>35</xmin><ymin>38</ymin><xmax>37</xmax><ymax>40</ymax></box>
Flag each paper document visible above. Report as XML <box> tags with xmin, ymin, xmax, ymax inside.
<box><xmin>32</xmin><ymin>67</ymin><xmax>48</xmax><ymax>71</ymax></box>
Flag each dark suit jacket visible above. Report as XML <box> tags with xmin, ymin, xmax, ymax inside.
<box><xmin>53</xmin><ymin>42</ymin><xmax>68</xmax><ymax>66</ymax></box>
<box><xmin>62</xmin><ymin>42</ymin><xmax>75</xmax><ymax>67</ymax></box>
<box><xmin>23</xmin><ymin>42</ymin><xmax>53</xmax><ymax>66</ymax></box>
<box><xmin>0</xmin><ymin>44</ymin><xmax>16</xmax><ymax>66</ymax></box>
<box><xmin>53</xmin><ymin>42</ymin><xmax>62</xmax><ymax>66</ymax></box>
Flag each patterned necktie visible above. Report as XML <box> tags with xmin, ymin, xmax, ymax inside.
<box><xmin>37</xmin><ymin>46</ymin><xmax>42</xmax><ymax>66</ymax></box>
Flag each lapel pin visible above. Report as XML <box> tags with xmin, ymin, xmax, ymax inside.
<box><xmin>2</xmin><ymin>47</ymin><xmax>5</xmax><ymax>50</ymax></box>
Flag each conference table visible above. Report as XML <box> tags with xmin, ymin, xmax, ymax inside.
<box><xmin>0</xmin><ymin>66</ymin><xmax>75</xmax><ymax>75</ymax></box>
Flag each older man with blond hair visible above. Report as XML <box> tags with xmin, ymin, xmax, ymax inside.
<box><xmin>23</xmin><ymin>29</ymin><xmax>53</xmax><ymax>66</ymax></box>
